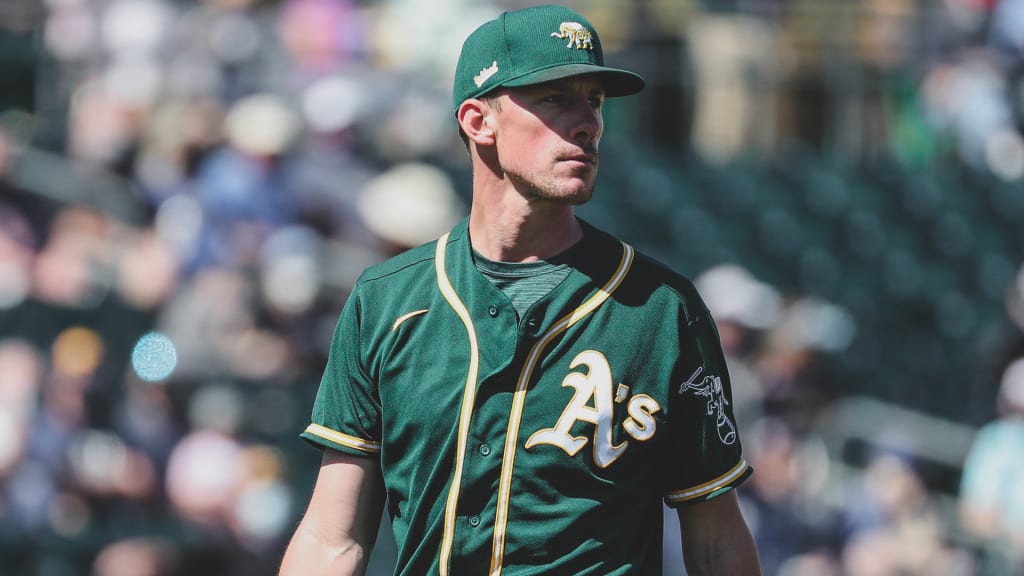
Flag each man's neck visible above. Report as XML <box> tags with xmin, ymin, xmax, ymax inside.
<box><xmin>468</xmin><ymin>197</ymin><xmax>583</xmax><ymax>263</ymax></box>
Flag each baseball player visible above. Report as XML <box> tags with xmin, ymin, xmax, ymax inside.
<box><xmin>280</xmin><ymin>5</ymin><xmax>761</xmax><ymax>575</ymax></box>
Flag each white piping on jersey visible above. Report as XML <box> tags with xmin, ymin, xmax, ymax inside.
<box><xmin>489</xmin><ymin>241</ymin><xmax>635</xmax><ymax>576</ymax></box>
<box><xmin>391</xmin><ymin>308</ymin><xmax>429</xmax><ymax>332</ymax></box>
<box><xmin>434</xmin><ymin>233</ymin><xmax>482</xmax><ymax>576</ymax></box>
<box><xmin>303</xmin><ymin>423</ymin><xmax>382</xmax><ymax>453</ymax></box>
<box><xmin>664</xmin><ymin>458</ymin><xmax>750</xmax><ymax>504</ymax></box>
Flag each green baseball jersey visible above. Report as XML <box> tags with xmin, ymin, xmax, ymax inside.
<box><xmin>302</xmin><ymin>218</ymin><xmax>751</xmax><ymax>576</ymax></box>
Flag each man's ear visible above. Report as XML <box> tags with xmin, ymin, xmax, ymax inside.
<box><xmin>457</xmin><ymin>99</ymin><xmax>496</xmax><ymax>146</ymax></box>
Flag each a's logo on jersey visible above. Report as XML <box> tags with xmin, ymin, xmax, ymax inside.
<box><xmin>551</xmin><ymin>22</ymin><xmax>593</xmax><ymax>50</ymax></box>
<box><xmin>678</xmin><ymin>367</ymin><xmax>737</xmax><ymax>445</ymax></box>
<box><xmin>473</xmin><ymin>61</ymin><xmax>499</xmax><ymax>88</ymax></box>
<box><xmin>525</xmin><ymin>350</ymin><xmax>660</xmax><ymax>468</ymax></box>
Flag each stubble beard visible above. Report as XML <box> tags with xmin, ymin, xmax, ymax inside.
<box><xmin>509</xmin><ymin>167</ymin><xmax>597</xmax><ymax>206</ymax></box>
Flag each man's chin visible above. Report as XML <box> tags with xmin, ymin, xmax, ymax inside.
<box><xmin>512</xmin><ymin>173</ymin><xmax>595</xmax><ymax>205</ymax></box>
<box><xmin>551</xmin><ymin>186</ymin><xmax>594</xmax><ymax>206</ymax></box>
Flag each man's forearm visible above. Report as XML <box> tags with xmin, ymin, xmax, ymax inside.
<box><xmin>279</xmin><ymin>519</ymin><xmax>371</xmax><ymax>576</ymax></box>
<box><xmin>677</xmin><ymin>491</ymin><xmax>762</xmax><ymax>575</ymax></box>
<box><xmin>279</xmin><ymin>449</ymin><xmax>385</xmax><ymax>576</ymax></box>
<box><xmin>681</xmin><ymin>523</ymin><xmax>760</xmax><ymax>575</ymax></box>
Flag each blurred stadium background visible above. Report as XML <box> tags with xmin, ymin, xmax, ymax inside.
<box><xmin>1</xmin><ymin>0</ymin><xmax>1023</xmax><ymax>575</ymax></box>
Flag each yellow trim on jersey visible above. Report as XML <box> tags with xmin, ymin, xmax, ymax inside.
<box><xmin>489</xmin><ymin>242</ymin><xmax>635</xmax><ymax>576</ymax></box>
<box><xmin>434</xmin><ymin>233</ymin><xmax>482</xmax><ymax>576</ymax></box>
<box><xmin>303</xmin><ymin>423</ymin><xmax>382</xmax><ymax>453</ymax></box>
<box><xmin>392</xmin><ymin>308</ymin><xmax>429</xmax><ymax>332</ymax></box>
<box><xmin>664</xmin><ymin>459</ymin><xmax>750</xmax><ymax>504</ymax></box>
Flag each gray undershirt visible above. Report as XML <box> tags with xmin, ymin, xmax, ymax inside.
<box><xmin>473</xmin><ymin>248</ymin><xmax>577</xmax><ymax>320</ymax></box>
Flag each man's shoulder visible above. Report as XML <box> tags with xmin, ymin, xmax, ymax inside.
<box><xmin>582</xmin><ymin>222</ymin><xmax>708</xmax><ymax>321</ymax></box>
<box><xmin>355</xmin><ymin>221</ymin><xmax>470</xmax><ymax>288</ymax></box>
<box><xmin>630</xmin><ymin>251</ymin><xmax>708</xmax><ymax>320</ymax></box>
<box><xmin>630</xmin><ymin>249</ymin><xmax>698</xmax><ymax>293</ymax></box>
<box><xmin>582</xmin><ymin>221</ymin><xmax>701</xmax><ymax>298</ymax></box>
<box><xmin>358</xmin><ymin>240</ymin><xmax>440</xmax><ymax>285</ymax></box>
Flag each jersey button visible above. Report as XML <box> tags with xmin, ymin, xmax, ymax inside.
<box><xmin>488</xmin><ymin>305</ymin><xmax>499</xmax><ymax>317</ymax></box>
<box><xmin>479</xmin><ymin>444</ymin><xmax>491</xmax><ymax>456</ymax></box>
<box><xmin>468</xmin><ymin>515</ymin><xmax>481</xmax><ymax>527</ymax></box>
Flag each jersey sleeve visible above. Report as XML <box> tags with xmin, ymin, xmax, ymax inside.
<box><xmin>662</xmin><ymin>297</ymin><xmax>752</xmax><ymax>507</ymax></box>
<box><xmin>300</xmin><ymin>286</ymin><xmax>383</xmax><ymax>457</ymax></box>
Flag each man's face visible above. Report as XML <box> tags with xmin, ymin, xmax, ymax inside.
<box><xmin>487</xmin><ymin>75</ymin><xmax>605</xmax><ymax>205</ymax></box>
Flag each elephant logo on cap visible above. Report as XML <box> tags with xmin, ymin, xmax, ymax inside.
<box><xmin>551</xmin><ymin>22</ymin><xmax>593</xmax><ymax>50</ymax></box>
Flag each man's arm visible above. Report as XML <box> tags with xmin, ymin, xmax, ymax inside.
<box><xmin>280</xmin><ymin>448</ymin><xmax>386</xmax><ymax>576</ymax></box>
<box><xmin>676</xmin><ymin>490</ymin><xmax>762</xmax><ymax>575</ymax></box>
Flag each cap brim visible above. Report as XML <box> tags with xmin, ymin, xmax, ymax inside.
<box><xmin>499</xmin><ymin>63</ymin><xmax>645</xmax><ymax>97</ymax></box>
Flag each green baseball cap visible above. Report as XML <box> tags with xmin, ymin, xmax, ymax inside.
<box><xmin>452</xmin><ymin>5</ymin><xmax>645</xmax><ymax>112</ymax></box>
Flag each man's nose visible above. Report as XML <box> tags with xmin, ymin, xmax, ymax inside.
<box><xmin>569</xmin><ymin>100</ymin><xmax>602</xmax><ymax>143</ymax></box>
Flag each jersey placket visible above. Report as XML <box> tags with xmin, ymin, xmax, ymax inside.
<box><xmin>488</xmin><ymin>242</ymin><xmax>635</xmax><ymax>575</ymax></box>
<box><xmin>437</xmin><ymin>230</ymin><xmax>636</xmax><ymax>575</ymax></box>
<box><xmin>449</xmin><ymin>301</ymin><xmax>520</xmax><ymax>574</ymax></box>
<box><xmin>434</xmin><ymin>233</ymin><xmax>526</xmax><ymax>575</ymax></box>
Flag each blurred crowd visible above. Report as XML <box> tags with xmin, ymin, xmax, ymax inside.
<box><xmin>690</xmin><ymin>263</ymin><xmax>1024</xmax><ymax>576</ymax></box>
<box><xmin>0</xmin><ymin>0</ymin><xmax>1023</xmax><ymax>575</ymax></box>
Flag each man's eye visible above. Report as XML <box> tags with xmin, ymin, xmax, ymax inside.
<box><xmin>588</xmin><ymin>97</ymin><xmax>604</xmax><ymax>108</ymax></box>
